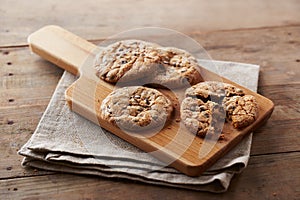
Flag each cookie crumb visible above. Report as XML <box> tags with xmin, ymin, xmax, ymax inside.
<box><xmin>219</xmin><ymin>134</ymin><xmax>225</xmax><ymax>140</ymax></box>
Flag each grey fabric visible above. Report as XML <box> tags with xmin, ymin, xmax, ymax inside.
<box><xmin>19</xmin><ymin>60</ymin><xmax>259</xmax><ymax>193</ymax></box>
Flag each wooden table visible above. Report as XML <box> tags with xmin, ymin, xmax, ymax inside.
<box><xmin>1</xmin><ymin>1</ymin><xmax>299</xmax><ymax>199</ymax></box>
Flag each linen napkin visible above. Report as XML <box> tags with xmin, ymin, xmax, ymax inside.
<box><xmin>19</xmin><ymin>60</ymin><xmax>260</xmax><ymax>193</ymax></box>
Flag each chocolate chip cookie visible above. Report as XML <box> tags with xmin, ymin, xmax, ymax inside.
<box><xmin>95</xmin><ymin>40</ymin><xmax>203</xmax><ymax>88</ymax></box>
<box><xmin>101</xmin><ymin>86</ymin><xmax>173</xmax><ymax>131</ymax></box>
<box><xmin>181</xmin><ymin>97</ymin><xmax>225</xmax><ymax>138</ymax></box>
<box><xmin>95</xmin><ymin>40</ymin><xmax>161</xmax><ymax>83</ymax></box>
<box><xmin>181</xmin><ymin>81</ymin><xmax>258</xmax><ymax>137</ymax></box>
<box><xmin>223</xmin><ymin>95</ymin><xmax>258</xmax><ymax>128</ymax></box>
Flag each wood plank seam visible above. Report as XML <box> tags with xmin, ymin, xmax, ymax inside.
<box><xmin>0</xmin><ymin>173</ymin><xmax>57</xmax><ymax>181</ymax></box>
<box><xmin>251</xmin><ymin>150</ymin><xmax>300</xmax><ymax>157</ymax></box>
<box><xmin>1</xmin><ymin>24</ymin><xmax>300</xmax><ymax>49</ymax></box>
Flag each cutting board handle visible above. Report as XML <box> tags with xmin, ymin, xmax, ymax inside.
<box><xmin>28</xmin><ymin>25</ymin><xmax>98</xmax><ymax>75</ymax></box>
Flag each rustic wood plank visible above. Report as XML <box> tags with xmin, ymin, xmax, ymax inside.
<box><xmin>1</xmin><ymin>152</ymin><xmax>298</xmax><ymax>200</ymax></box>
<box><xmin>251</xmin><ymin>84</ymin><xmax>300</xmax><ymax>155</ymax></box>
<box><xmin>1</xmin><ymin>0</ymin><xmax>300</xmax><ymax>45</ymax></box>
<box><xmin>0</xmin><ymin>47</ymin><xmax>62</xmax><ymax>77</ymax></box>
<box><xmin>0</xmin><ymin>47</ymin><xmax>63</xmax><ymax>179</ymax></box>
<box><xmin>252</xmin><ymin>120</ymin><xmax>299</xmax><ymax>155</ymax></box>
<box><xmin>185</xmin><ymin>26</ymin><xmax>300</xmax><ymax>87</ymax></box>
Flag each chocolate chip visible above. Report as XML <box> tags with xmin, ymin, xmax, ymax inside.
<box><xmin>8</xmin><ymin>99</ymin><xmax>14</xmax><ymax>102</ymax></box>
<box><xmin>7</xmin><ymin>120</ymin><xmax>14</xmax><ymax>125</ymax></box>
<box><xmin>145</xmin><ymin>99</ymin><xmax>150</xmax><ymax>105</ymax></box>
<box><xmin>6</xmin><ymin>166</ymin><xmax>12</xmax><ymax>170</ymax></box>
<box><xmin>200</xmin><ymin>96</ymin><xmax>210</xmax><ymax>103</ymax></box>
<box><xmin>199</xmin><ymin>106</ymin><xmax>206</xmax><ymax>111</ymax></box>
<box><xmin>7</xmin><ymin>62</ymin><xmax>12</xmax><ymax>65</ymax></box>
<box><xmin>8</xmin><ymin>73</ymin><xmax>13</xmax><ymax>76</ymax></box>
<box><xmin>13</xmin><ymin>188</ymin><xmax>18</xmax><ymax>191</ymax></box>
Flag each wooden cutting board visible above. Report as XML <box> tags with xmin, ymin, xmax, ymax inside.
<box><xmin>28</xmin><ymin>25</ymin><xmax>274</xmax><ymax>176</ymax></box>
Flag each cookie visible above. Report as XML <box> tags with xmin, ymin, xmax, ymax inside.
<box><xmin>181</xmin><ymin>97</ymin><xmax>225</xmax><ymax>138</ymax></box>
<box><xmin>95</xmin><ymin>40</ymin><xmax>161</xmax><ymax>83</ymax></box>
<box><xmin>181</xmin><ymin>81</ymin><xmax>258</xmax><ymax>137</ymax></box>
<box><xmin>224</xmin><ymin>95</ymin><xmax>258</xmax><ymax>128</ymax></box>
<box><xmin>100</xmin><ymin>86</ymin><xmax>173</xmax><ymax>131</ymax></box>
<box><xmin>151</xmin><ymin>47</ymin><xmax>202</xmax><ymax>88</ymax></box>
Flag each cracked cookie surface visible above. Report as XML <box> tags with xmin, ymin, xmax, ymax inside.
<box><xmin>185</xmin><ymin>81</ymin><xmax>244</xmax><ymax>100</ymax></box>
<box><xmin>151</xmin><ymin>47</ymin><xmax>202</xmax><ymax>88</ymax></box>
<box><xmin>101</xmin><ymin>86</ymin><xmax>173</xmax><ymax>131</ymax></box>
<box><xmin>224</xmin><ymin>95</ymin><xmax>258</xmax><ymax>128</ymax></box>
<box><xmin>182</xmin><ymin>81</ymin><xmax>258</xmax><ymax>137</ymax></box>
<box><xmin>181</xmin><ymin>97</ymin><xmax>225</xmax><ymax>138</ymax></box>
<box><xmin>95</xmin><ymin>41</ymin><xmax>202</xmax><ymax>88</ymax></box>
<box><xmin>95</xmin><ymin>40</ymin><xmax>161</xmax><ymax>83</ymax></box>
